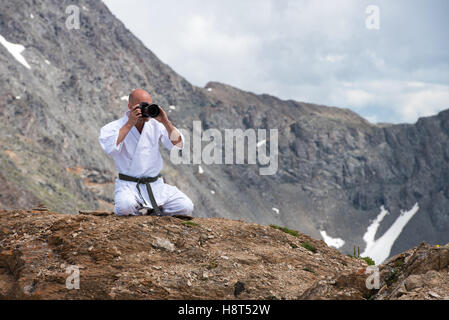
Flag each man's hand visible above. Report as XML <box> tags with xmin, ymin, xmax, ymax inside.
<box><xmin>154</xmin><ymin>105</ymin><xmax>169</xmax><ymax>124</ymax></box>
<box><xmin>127</xmin><ymin>104</ymin><xmax>142</xmax><ymax>126</ymax></box>
<box><xmin>155</xmin><ymin>106</ymin><xmax>183</xmax><ymax>147</ymax></box>
<box><xmin>116</xmin><ymin>105</ymin><xmax>141</xmax><ymax>147</ymax></box>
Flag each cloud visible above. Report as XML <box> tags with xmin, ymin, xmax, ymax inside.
<box><xmin>398</xmin><ymin>84</ymin><xmax>449</xmax><ymax>122</ymax></box>
<box><xmin>327</xmin><ymin>80</ymin><xmax>449</xmax><ymax>122</ymax></box>
<box><xmin>103</xmin><ymin>0</ymin><xmax>449</xmax><ymax>123</ymax></box>
<box><xmin>345</xmin><ymin>89</ymin><xmax>376</xmax><ymax>108</ymax></box>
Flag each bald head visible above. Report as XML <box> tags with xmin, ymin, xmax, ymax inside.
<box><xmin>128</xmin><ymin>89</ymin><xmax>152</xmax><ymax>108</ymax></box>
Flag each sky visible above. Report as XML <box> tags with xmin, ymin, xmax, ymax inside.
<box><xmin>103</xmin><ymin>0</ymin><xmax>449</xmax><ymax>124</ymax></box>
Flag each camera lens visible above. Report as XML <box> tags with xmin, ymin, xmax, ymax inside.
<box><xmin>148</xmin><ymin>104</ymin><xmax>160</xmax><ymax>118</ymax></box>
<box><xmin>139</xmin><ymin>103</ymin><xmax>160</xmax><ymax>118</ymax></box>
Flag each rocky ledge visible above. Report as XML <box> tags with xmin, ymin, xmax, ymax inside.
<box><xmin>0</xmin><ymin>209</ymin><xmax>447</xmax><ymax>300</ymax></box>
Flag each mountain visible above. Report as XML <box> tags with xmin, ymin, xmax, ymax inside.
<box><xmin>0</xmin><ymin>0</ymin><xmax>448</xmax><ymax>261</ymax></box>
<box><xmin>1</xmin><ymin>208</ymin><xmax>448</xmax><ymax>300</ymax></box>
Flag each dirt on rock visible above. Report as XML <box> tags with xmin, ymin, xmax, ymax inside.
<box><xmin>0</xmin><ymin>209</ymin><xmax>365</xmax><ymax>300</ymax></box>
<box><xmin>1</xmin><ymin>209</ymin><xmax>447</xmax><ymax>300</ymax></box>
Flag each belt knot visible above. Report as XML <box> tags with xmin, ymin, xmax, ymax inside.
<box><xmin>118</xmin><ymin>173</ymin><xmax>162</xmax><ymax>216</ymax></box>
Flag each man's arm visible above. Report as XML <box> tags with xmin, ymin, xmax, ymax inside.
<box><xmin>116</xmin><ymin>105</ymin><xmax>141</xmax><ymax>146</ymax></box>
<box><xmin>161</xmin><ymin>119</ymin><xmax>183</xmax><ymax>147</ymax></box>
<box><xmin>116</xmin><ymin>122</ymin><xmax>133</xmax><ymax>146</ymax></box>
<box><xmin>155</xmin><ymin>107</ymin><xmax>183</xmax><ymax>148</ymax></box>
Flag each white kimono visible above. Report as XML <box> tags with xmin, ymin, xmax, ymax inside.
<box><xmin>98</xmin><ymin>110</ymin><xmax>194</xmax><ymax>216</ymax></box>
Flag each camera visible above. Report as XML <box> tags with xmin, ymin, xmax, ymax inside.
<box><xmin>139</xmin><ymin>102</ymin><xmax>160</xmax><ymax>118</ymax></box>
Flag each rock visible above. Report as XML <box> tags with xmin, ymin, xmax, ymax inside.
<box><xmin>23</xmin><ymin>282</ymin><xmax>36</xmax><ymax>295</ymax></box>
<box><xmin>0</xmin><ymin>210</ymin><xmax>447</xmax><ymax>300</ymax></box>
<box><xmin>300</xmin><ymin>240</ymin><xmax>449</xmax><ymax>300</ymax></box>
<box><xmin>234</xmin><ymin>281</ymin><xmax>245</xmax><ymax>297</ymax></box>
<box><xmin>152</xmin><ymin>237</ymin><xmax>175</xmax><ymax>252</ymax></box>
<box><xmin>405</xmin><ymin>275</ymin><xmax>422</xmax><ymax>291</ymax></box>
<box><xmin>0</xmin><ymin>209</ymin><xmax>371</xmax><ymax>299</ymax></box>
<box><xmin>234</xmin><ymin>253</ymin><xmax>260</xmax><ymax>265</ymax></box>
<box><xmin>393</xmin><ymin>284</ymin><xmax>408</xmax><ymax>298</ymax></box>
<box><xmin>428</xmin><ymin>291</ymin><xmax>441</xmax><ymax>299</ymax></box>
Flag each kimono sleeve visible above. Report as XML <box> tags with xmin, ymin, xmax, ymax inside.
<box><xmin>98</xmin><ymin>123</ymin><xmax>124</xmax><ymax>157</ymax></box>
<box><xmin>159</xmin><ymin>122</ymin><xmax>185</xmax><ymax>151</ymax></box>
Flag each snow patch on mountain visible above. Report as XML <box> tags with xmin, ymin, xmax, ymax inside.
<box><xmin>0</xmin><ymin>34</ymin><xmax>31</xmax><ymax>69</ymax></box>
<box><xmin>320</xmin><ymin>230</ymin><xmax>345</xmax><ymax>249</ymax></box>
<box><xmin>362</xmin><ymin>203</ymin><xmax>420</xmax><ymax>265</ymax></box>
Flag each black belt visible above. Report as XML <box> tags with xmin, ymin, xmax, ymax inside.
<box><xmin>118</xmin><ymin>173</ymin><xmax>162</xmax><ymax>216</ymax></box>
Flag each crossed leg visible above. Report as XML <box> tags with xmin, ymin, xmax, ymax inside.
<box><xmin>114</xmin><ymin>183</ymin><xmax>194</xmax><ymax>217</ymax></box>
<box><xmin>161</xmin><ymin>186</ymin><xmax>194</xmax><ymax>216</ymax></box>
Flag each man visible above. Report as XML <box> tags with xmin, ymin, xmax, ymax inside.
<box><xmin>98</xmin><ymin>89</ymin><xmax>194</xmax><ymax>218</ymax></box>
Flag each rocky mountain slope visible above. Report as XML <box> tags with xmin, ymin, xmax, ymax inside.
<box><xmin>1</xmin><ymin>209</ymin><xmax>447</xmax><ymax>300</ymax></box>
<box><xmin>0</xmin><ymin>0</ymin><xmax>448</xmax><ymax>261</ymax></box>
<box><xmin>301</xmin><ymin>241</ymin><xmax>449</xmax><ymax>300</ymax></box>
